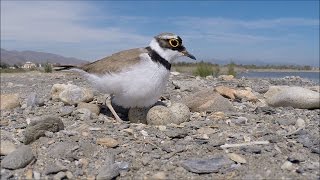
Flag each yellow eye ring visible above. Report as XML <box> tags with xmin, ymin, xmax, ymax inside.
<box><xmin>169</xmin><ymin>39</ymin><xmax>180</xmax><ymax>47</ymax></box>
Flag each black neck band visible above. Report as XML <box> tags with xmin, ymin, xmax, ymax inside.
<box><xmin>146</xmin><ymin>47</ymin><xmax>171</xmax><ymax>70</ymax></box>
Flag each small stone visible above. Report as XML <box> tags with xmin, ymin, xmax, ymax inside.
<box><xmin>147</xmin><ymin>105</ymin><xmax>174</xmax><ymax>125</ymax></box>
<box><xmin>281</xmin><ymin>161</ymin><xmax>294</xmax><ymax>171</ymax></box>
<box><xmin>181</xmin><ymin>156</ymin><xmax>234</xmax><ymax>173</ymax></box>
<box><xmin>65</xmin><ymin>171</ymin><xmax>74</xmax><ymax>179</ymax></box>
<box><xmin>227</xmin><ymin>153</ymin><xmax>247</xmax><ymax>164</ymax></box>
<box><xmin>218</xmin><ymin>75</ymin><xmax>234</xmax><ymax>81</ymax></box>
<box><xmin>151</xmin><ymin>171</ymin><xmax>167</xmax><ymax>180</ymax></box>
<box><xmin>158</xmin><ymin>125</ymin><xmax>166</xmax><ymax>131</ymax></box>
<box><xmin>140</xmin><ymin>130</ymin><xmax>149</xmax><ymax>136</ymax></box>
<box><xmin>235</xmin><ymin>89</ymin><xmax>258</xmax><ymax>102</ymax></box>
<box><xmin>23</xmin><ymin>116</ymin><xmax>64</xmax><ymax>144</ymax></box>
<box><xmin>197</xmin><ymin>127</ymin><xmax>217</xmax><ymax>135</ymax></box>
<box><xmin>75</xmin><ymin>108</ymin><xmax>92</xmax><ymax>121</ymax></box>
<box><xmin>53</xmin><ymin>172</ymin><xmax>66</xmax><ymax>180</ymax></box>
<box><xmin>0</xmin><ymin>94</ymin><xmax>20</xmax><ymax>110</ymax></box>
<box><xmin>264</xmin><ymin>86</ymin><xmax>320</xmax><ymax>109</ymax></box>
<box><xmin>0</xmin><ymin>140</ymin><xmax>16</xmax><ymax>155</ymax></box>
<box><xmin>115</xmin><ymin>161</ymin><xmax>130</xmax><ymax>171</ymax></box>
<box><xmin>0</xmin><ymin>119</ymin><xmax>9</xmax><ymax>126</ymax></box>
<box><xmin>233</xmin><ymin>117</ymin><xmax>248</xmax><ymax>125</ymax></box>
<box><xmin>287</xmin><ymin>152</ymin><xmax>306</xmax><ymax>163</ymax></box>
<box><xmin>128</xmin><ymin>107</ymin><xmax>149</xmax><ymax>124</ymax></box>
<box><xmin>295</xmin><ymin>118</ymin><xmax>305</xmax><ymax>129</ymax></box>
<box><xmin>77</xmin><ymin>102</ymin><xmax>100</xmax><ymax>115</ymax></box>
<box><xmin>215</xmin><ymin>86</ymin><xmax>236</xmax><ymax>100</ymax></box>
<box><xmin>26</xmin><ymin>92</ymin><xmax>39</xmax><ymax>107</ymax></box>
<box><xmin>33</xmin><ymin>171</ymin><xmax>41</xmax><ymax>180</ymax></box>
<box><xmin>168</xmin><ymin>103</ymin><xmax>190</xmax><ymax>125</ymax></box>
<box><xmin>209</xmin><ymin>111</ymin><xmax>225</xmax><ymax>120</ymax></box>
<box><xmin>96</xmin><ymin>164</ymin><xmax>120</xmax><ymax>180</ymax></box>
<box><xmin>51</xmin><ymin>84</ymin><xmax>94</xmax><ymax>105</ymax></box>
<box><xmin>122</xmin><ymin>128</ymin><xmax>134</xmax><ymax>135</ymax></box>
<box><xmin>59</xmin><ymin>106</ymin><xmax>75</xmax><ymax>116</ymax></box>
<box><xmin>25</xmin><ymin>169</ymin><xmax>33</xmax><ymax>179</ymax></box>
<box><xmin>1</xmin><ymin>145</ymin><xmax>35</xmax><ymax>170</ymax></box>
<box><xmin>184</xmin><ymin>89</ymin><xmax>235</xmax><ymax>112</ymax></box>
<box><xmin>44</xmin><ymin>162</ymin><xmax>67</xmax><ymax>175</ymax></box>
<box><xmin>96</xmin><ymin>137</ymin><xmax>119</xmax><ymax>148</ymax></box>
<box><xmin>170</xmin><ymin>71</ymin><xmax>180</xmax><ymax>76</ymax></box>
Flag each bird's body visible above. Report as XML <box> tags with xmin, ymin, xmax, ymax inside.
<box><xmin>57</xmin><ymin>32</ymin><xmax>195</xmax><ymax>121</ymax></box>
<box><xmin>84</xmin><ymin>48</ymin><xmax>170</xmax><ymax>108</ymax></box>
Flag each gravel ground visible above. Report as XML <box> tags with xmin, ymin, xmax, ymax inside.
<box><xmin>0</xmin><ymin>71</ymin><xmax>319</xmax><ymax>180</ymax></box>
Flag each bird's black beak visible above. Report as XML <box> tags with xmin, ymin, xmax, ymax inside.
<box><xmin>181</xmin><ymin>50</ymin><xmax>196</xmax><ymax>60</ymax></box>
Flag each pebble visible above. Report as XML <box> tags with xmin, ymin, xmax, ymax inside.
<box><xmin>151</xmin><ymin>171</ymin><xmax>167</xmax><ymax>180</ymax></box>
<box><xmin>281</xmin><ymin>161</ymin><xmax>295</xmax><ymax>171</ymax></box>
<box><xmin>96</xmin><ymin>164</ymin><xmax>120</xmax><ymax>180</ymax></box>
<box><xmin>77</xmin><ymin>102</ymin><xmax>100</xmax><ymax>115</ymax></box>
<box><xmin>215</xmin><ymin>86</ymin><xmax>236</xmax><ymax>100</ymax></box>
<box><xmin>181</xmin><ymin>156</ymin><xmax>234</xmax><ymax>173</ymax></box>
<box><xmin>26</xmin><ymin>92</ymin><xmax>40</xmax><ymax>107</ymax></box>
<box><xmin>75</xmin><ymin>108</ymin><xmax>92</xmax><ymax>121</ymax></box>
<box><xmin>33</xmin><ymin>171</ymin><xmax>41</xmax><ymax>180</ymax></box>
<box><xmin>147</xmin><ymin>105</ymin><xmax>174</xmax><ymax>125</ymax></box>
<box><xmin>96</xmin><ymin>137</ymin><xmax>119</xmax><ymax>148</ymax></box>
<box><xmin>218</xmin><ymin>75</ymin><xmax>234</xmax><ymax>81</ymax></box>
<box><xmin>197</xmin><ymin>127</ymin><xmax>217</xmax><ymax>135</ymax></box>
<box><xmin>184</xmin><ymin>89</ymin><xmax>235</xmax><ymax>112</ymax></box>
<box><xmin>1</xmin><ymin>145</ymin><xmax>35</xmax><ymax>170</ymax></box>
<box><xmin>264</xmin><ymin>86</ymin><xmax>320</xmax><ymax>109</ymax></box>
<box><xmin>25</xmin><ymin>169</ymin><xmax>33</xmax><ymax>179</ymax></box>
<box><xmin>24</xmin><ymin>116</ymin><xmax>64</xmax><ymax>144</ymax></box>
<box><xmin>0</xmin><ymin>93</ymin><xmax>20</xmax><ymax>110</ymax></box>
<box><xmin>235</xmin><ymin>89</ymin><xmax>258</xmax><ymax>102</ymax></box>
<box><xmin>53</xmin><ymin>172</ymin><xmax>66</xmax><ymax>180</ymax></box>
<box><xmin>51</xmin><ymin>83</ymin><xmax>94</xmax><ymax>105</ymax></box>
<box><xmin>0</xmin><ymin>140</ymin><xmax>17</xmax><ymax>155</ymax></box>
<box><xmin>227</xmin><ymin>153</ymin><xmax>247</xmax><ymax>164</ymax></box>
<box><xmin>44</xmin><ymin>162</ymin><xmax>67</xmax><ymax>175</ymax></box>
<box><xmin>59</xmin><ymin>106</ymin><xmax>75</xmax><ymax>116</ymax></box>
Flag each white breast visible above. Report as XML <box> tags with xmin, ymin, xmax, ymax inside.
<box><xmin>86</xmin><ymin>53</ymin><xmax>170</xmax><ymax>108</ymax></box>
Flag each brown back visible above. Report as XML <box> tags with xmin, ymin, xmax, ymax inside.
<box><xmin>81</xmin><ymin>48</ymin><xmax>148</xmax><ymax>75</ymax></box>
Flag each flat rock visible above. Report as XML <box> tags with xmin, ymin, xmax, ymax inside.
<box><xmin>184</xmin><ymin>89</ymin><xmax>235</xmax><ymax>112</ymax></box>
<box><xmin>96</xmin><ymin>164</ymin><xmax>120</xmax><ymax>180</ymax></box>
<box><xmin>181</xmin><ymin>156</ymin><xmax>234</xmax><ymax>173</ymax></box>
<box><xmin>1</xmin><ymin>145</ymin><xmax>35</xmax><ymax>170</ymax></box>
<box><xmin>0</xmin><ymin>94</ymin><xmax>20</xmax><ymax>110</ymax></box>
<box><xmin>77</xmin><ymin>102</ymin><xmax>100</xmax><ymax>115</ymax></box>
<box><xmin>24</xmin><ymin>116</ymin><xmax>64</xmax><ymax>144</ymax></box>
<box><xmin>0</xmin><ymin>140</ymin><xmax>17</xmax><ymax>156</ymax></box>
<box><xmin>264</xmin><ymin>86</ymin><xmax>320</xmax><ymax>109</ymax></box>
<box><xmin>218</xmin><ymin>75</ymin><xmax>234</xmax><ymax>81</ymax></box>
<box><xmin>235</xmin><ymin>89</ymin><xmax>258</xmax><ymax>102</ymax></box>
<box><xmin>51</xmin><ymin>84</ymin><xmax>93</xmax><ymax>105</ymax></box>
<box><xmin>96</xmin><ymin>137</ymin><xmax>119</xmax><ymax>148</ymax></box>
<box><xmin>215</xmin><ymin>86</ymin><xmax>236</xmax><ymax>100</ymax></box>
<box><xmin>44</xmin><ymin>162</ymin><xmax>67</xmax><ymax>175</ymax></box>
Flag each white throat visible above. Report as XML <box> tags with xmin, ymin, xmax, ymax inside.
<box><xmin>149</xmin><ymin>39</ymin><xmax>182</xmax><ymax>63</ymax></box>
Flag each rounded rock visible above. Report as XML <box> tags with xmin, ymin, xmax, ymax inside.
<box><xmin>147</xmin><ymin>106</ymin><xmax>174</xmax><ymax>125</ymax></box>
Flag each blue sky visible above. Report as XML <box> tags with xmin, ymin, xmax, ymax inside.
<box><xmin>1</xmin><ymin>1</ymin><xmax>319</xmax><ymax>66</ymax></box>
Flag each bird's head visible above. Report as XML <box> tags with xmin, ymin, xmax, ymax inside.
<box><xmin>149</xmin><ymin>32</ymin><xmax>196</xmax><ymax>63</ymax></box>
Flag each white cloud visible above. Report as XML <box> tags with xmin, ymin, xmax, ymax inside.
<box><xmin>1</xmin><ymin>1</ymin><xmax>149</xmax><ymax>44</ymax></box>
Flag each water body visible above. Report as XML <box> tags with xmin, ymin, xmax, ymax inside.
<box><xmin>238</xmin><ymin>71</ymin><xmax>320</xmax><ymax>83</ymax></box>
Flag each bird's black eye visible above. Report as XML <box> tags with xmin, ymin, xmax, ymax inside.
<box><xmin>169</xmin><ymin>39</ymin><xmax>179</xmax><ymax>47</ymax></box>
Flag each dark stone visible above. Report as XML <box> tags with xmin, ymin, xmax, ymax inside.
<box><xmin>23</xmin><ymin>116</ymin><xmax>64</xmax><ymax>144</ymax></box>
<box><xmin>1</xmin><ymin>145</ymin><xmax>35</xmax><ymax>170</ymax></box>
<box><xmin>181</xmin><ymin>156</ymin><xmax>234</xmax><ymax>174</ymax></box>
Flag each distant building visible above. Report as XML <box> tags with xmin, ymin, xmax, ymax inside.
<box><xmin>22</xmin><ymin>61</ymin><xmax>37</xmax><ymax>69</ymax></box>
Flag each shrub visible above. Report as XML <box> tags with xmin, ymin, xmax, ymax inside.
<box><xmin>227</xmin><ymin>62</ymin><xmax>236</xmax><ymax>76</ymax></box>
<box><xmin>44</xmin><ymin>62</ymin><xmax>52</xmax><ymax>73</ymax></box>
<box><xmin>193</xmin><ymin>62</ymin><xmax>214</xmax><ymax>77</ymax></box>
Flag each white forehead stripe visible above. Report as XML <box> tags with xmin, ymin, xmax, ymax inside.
<box><xmin>160</xmin><ymin>35</ymin><xmax>178</xmax><ymax>39</ymax></box>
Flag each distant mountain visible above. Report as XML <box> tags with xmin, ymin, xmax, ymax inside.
<box><xmin>0</xmin><ymin>48</ymin><xmax>88</xmax><ymax>66</ymax></box>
